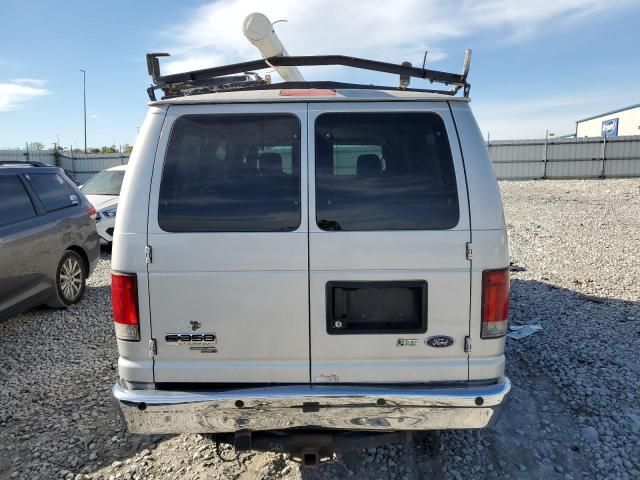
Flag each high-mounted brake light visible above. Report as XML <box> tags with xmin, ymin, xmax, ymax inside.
<box><xmin>111</xmin><ymin>272</ymin><xmax>140</xmax><ymax>341</ymax></box>
<box><xmin>279</xmin><ymin>89</ymin><xmax>336</xmax><ymax>96</ymax></box>
<box><xmin>481</xmin><ymin>269</ymin><xmax>510</xmax><ymax>338</ymax></box>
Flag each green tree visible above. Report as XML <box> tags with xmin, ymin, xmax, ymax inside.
<box><xmin>99</xmin><ymin>145</ymin><xmax>118</xmax><ymax>154</ymax></box>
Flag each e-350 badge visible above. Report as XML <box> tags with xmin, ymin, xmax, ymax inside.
<box><xmin>165</xmin><ymin>333</ymin><xmax>217</xmax><ymax>353</ymax></box>
<box><xmin>396</xmin><ymin>338</ymin><xmax>418</xmax><ymax>347</ymax></box>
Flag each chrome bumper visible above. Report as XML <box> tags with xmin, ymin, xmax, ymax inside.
<box><xmin>113</xmin><ymin>378</ymin><xmax>511</xmax><ymax>434</ymax></box>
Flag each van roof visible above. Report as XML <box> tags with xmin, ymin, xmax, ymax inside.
<box><xmin>150</xmin><ymin>88</ymin><xmax>470</xmax><ymax>106</ymax></box>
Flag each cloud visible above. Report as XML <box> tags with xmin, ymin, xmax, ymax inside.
<box><xmin>11</xmin><ymin>78</ymin><xmax>48</xmax><ymax>87</ymax></box>
<box><xmin>0</xmin><ymin>79</ymin><xmax>51</xmax><ymax>112</ymax></box>
<box><xmin>157</xmin><ymin>0</ymin><xmax>634</xmax><ymax>78</ymax></box>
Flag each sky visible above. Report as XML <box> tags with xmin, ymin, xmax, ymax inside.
<box><xmin>0</xmin><ymin>0</ymin><xmax>639</xmax><ymax>149</ymax></box>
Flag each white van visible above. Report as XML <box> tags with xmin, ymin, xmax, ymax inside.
<box><xmin>111</xmin><ymin>52</ymin><xmax>510</xmax><ymax>463</ymax></box>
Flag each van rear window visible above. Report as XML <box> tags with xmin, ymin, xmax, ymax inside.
<box><xmin>25</xmin><ymin>172</ymin><xmax>79</xmax><ymax>212</ymax></box>
<box><xmin>158</xmin><ymin>114</ymin><xmax>301</xmax><ymax>232</ymax></box>
<box><xmin>315</xmin><ymin>112</ymin><xmax>459</xmax><ymax>231</ymax></box>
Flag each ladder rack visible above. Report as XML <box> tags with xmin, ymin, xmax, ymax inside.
<box><xmin>146</xmin><ymin>50</ymin><xmax>472</xmax><ymax>101</ymax></box>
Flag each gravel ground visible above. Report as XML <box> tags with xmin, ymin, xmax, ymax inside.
<box><xmin>1</xmin><ymin>178</ymin><xmax>639</xmax><ymax>480</ymax></box>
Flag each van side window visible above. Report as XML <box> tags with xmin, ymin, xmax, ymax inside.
<box><xmin>24</xmin><ymin>173</ymin><xmax>78</xmax><ymax>212</ymax></box>
<box><xmin>315</xmin><ymin>112</ymin><xmax>459</xmax><ymax>231</ymax></box>
<box><xmin>0</xmin><ymin>176</ymin><xmax>36</xmax><ymax>227</ymax></box>
<box><xmin>158</xmin><ymin>114</ymin><xmax>301</xmax><ymax>232</ymax></box>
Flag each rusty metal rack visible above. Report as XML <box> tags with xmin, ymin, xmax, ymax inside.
<box><xmin>145</xmin><ymin>50</ymin><xmax>472</xmax><ymax>101</ymax></box>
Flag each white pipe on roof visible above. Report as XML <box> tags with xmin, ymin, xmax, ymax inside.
<box><xmin>243</xmin><ymin>12</ymin><xmax>305</xmax><ymax>82</ymax></box>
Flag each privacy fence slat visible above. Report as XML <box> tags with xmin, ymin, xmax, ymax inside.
<box><xmin>0</xmin><ymin>150</ymin><xmax>130</xmax><ymax>184</ymax></box>
<box><xmin>3</xmin><ymin>135</ymin><xmax>640</xmax><ymax>182</ymax></box>
<box><xmin>487</xmin><ymin>135</ymin><xmax>640</xmax><ymax>179</ymax></box>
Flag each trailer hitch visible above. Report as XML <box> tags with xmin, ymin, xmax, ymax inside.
<box><xmin>215</xmin><ymin>430</ymin><xmax>414</xmax><ymax>468</ymax></box>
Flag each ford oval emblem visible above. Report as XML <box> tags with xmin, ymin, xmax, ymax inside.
<box><xmin>425</xmin><ymin>336</ymin><xmax>455</xmax><ymax>348</ymax></box>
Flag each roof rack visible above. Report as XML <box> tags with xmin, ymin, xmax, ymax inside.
<box><xmin>0</xmin><ymin>160</ymin><xmax>48</xmax><ymax>167</ymax></box>
<box><xmin>146</xmin><ymin>51</ymin><xmax>472</xmax><ymax>101</ymax></box>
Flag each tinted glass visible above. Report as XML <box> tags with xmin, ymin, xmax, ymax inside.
<box><xmin>159</xmin><ymin>114</ymin><xmax>301</xmax><ymax>232</ymax></box>
<box><xmin>25</xmin><ymin>172</ymin><xmax>79</xmax><ymax>212</ymax></box>
<box><xmin>0</xmin><ymin>176</ymin><xmax>36</xmax><ymax>227</ymax></box>
<box><xmin>315</xmin><ymin>112</ymin><xmax>459</xmax><ymax>231</ymax></box>
<box><xmin>81</xmin><ymin>170</ymin><xmax>125</xmax><ymax>195</ymax></box>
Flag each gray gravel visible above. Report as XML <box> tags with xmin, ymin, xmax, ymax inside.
<box><xmin>1</xmin><ymin>178</ymin><xmax>639</xmax><ymax>479</ymax></box>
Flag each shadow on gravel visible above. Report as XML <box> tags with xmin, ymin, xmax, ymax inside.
<box><xmin>491</xmin><ymin>277</ymin><xmax>640</xmax><ymax>479</ymax></box>
<box><xmin>2</xmin><ymin>275</ymin><xmax>638</xmax><ymax>479</ymax></box>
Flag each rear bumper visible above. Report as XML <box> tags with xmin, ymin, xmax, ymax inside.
<box><xmin>113</xmin><ymin>377</ymin><xmax>511</xmax><ymax>434</ymax></box>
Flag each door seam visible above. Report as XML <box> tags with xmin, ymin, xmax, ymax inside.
<box><xmin>306</xmin><ymin>103</ymin><xmax>312</xmax><ymax>383</ymax></box>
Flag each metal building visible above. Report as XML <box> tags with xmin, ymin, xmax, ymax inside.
<box><xmin>576</xmin><ymin>103</ymin><xmax>640</xmax><ymax>138</ymax></box>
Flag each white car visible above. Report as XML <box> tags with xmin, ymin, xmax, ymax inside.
<box><xmin>81</xmin><ymin>165</ymin><xmax>127</xmax><ymax>244</ymax></box>
<box><xmin>111</xmin><ymin>50</ymin><xmax>510</xmax><ymax>464</ymax></box>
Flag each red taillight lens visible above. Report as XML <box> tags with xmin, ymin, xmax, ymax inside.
<box><xmin>481</xmin><ymin>268</ymin><xmax>510</xmax><ymax>338</ymax></box>
<box><xmin>87</xmin><ymin>207</ymin><xmax>97</xmax><ymax>219</ymax></box>
<box><xmin>111</xmin><ymin>272</ymin><xmax>140</xmax><ymax>341</ymax></box>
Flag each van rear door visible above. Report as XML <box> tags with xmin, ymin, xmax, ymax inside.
<box><xmin>147</xmin><ymin>103</ymin><xmax>309</xmax><ymax>383</ymax></box>
<box><xmin>308</xmin><ymin>102</ymin><xmax>471</xmax><ymax>383</ymax></box>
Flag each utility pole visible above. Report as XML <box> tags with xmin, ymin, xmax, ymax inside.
<box><xmin>79</xmin><ymin>69</ymin><xmax>87</xmax><ymax>153</ymax></box>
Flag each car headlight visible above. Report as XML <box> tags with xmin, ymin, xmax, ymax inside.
<box><xmin>99</xmin><ymin>205</ymin><xmax>118</xmax><ymax>219</ymax></box>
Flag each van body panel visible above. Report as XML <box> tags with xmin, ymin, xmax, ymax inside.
<box><xmin>149</xmin><ymin>270</ymin><xmax>310</xmax><ymax>383</ymax></box>
<box><xmin>113</xmin><ymin>106</ymin><xmax>168</xmax><ymax>237</ymax></box>
<box><xmin>448</xmin><ymin>103</ymin><xmax>509</xmax><ymax>380</ymax></box>
<box><xmin>112</xmin><ymin>106</ymin><xmax>167</xmax><ymax>383</ymax></box>
<box><xmin>146</xmin><ymin>103</ymin><xmax>310</xmax><ymax>383</ymax></box>
<box><xmin>448</xmin><ymin>102</ymin><xmax>505</xmax><ymax>230</ymax></box>
<box><xmin>307</xmin><ymin>102</ymin><xmax>472</xmax><ymax>383</ymax></box>
<box><xmin>117</xmin><ymin>355</ymin><xmax>154</xmax><ymax>383</ymax></box>
<box><xmin>150</xmin><ymin>89</ymin><xmax>471</xmax><ymax>107</ymax></box>
<box><xmin>468</xmin><ymin>229</ymin><xmax>509</xmax><ymax>380</ymax></box>
<box><xmin>310</xmin><ymin>270</ymin><xmax>470</xmax><ymax>383</ymax></box>
<box><xmin>469</xmin><ymin>354</ymin><xmax>506</xmax><ymax>380</ymax></box>
<box><xmin>115</xmin><ymin>98</ymin><xmax>509</xmax><ymax>391</ymax></box>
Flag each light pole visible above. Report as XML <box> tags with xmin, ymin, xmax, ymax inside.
<box><xmin>79</xmin><ymin>69</ymin><xmax>87</xmax><ymax>153</ymax></box>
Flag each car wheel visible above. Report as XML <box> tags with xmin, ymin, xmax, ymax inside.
<box><xmin>48</xmin><ymin>251</ymin><xmax>87</xmax><ymax>308</ymax></box>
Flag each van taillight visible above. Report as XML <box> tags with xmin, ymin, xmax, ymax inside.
<box><xmin>87</xmin><ymin>207</ymin><xmax>97</xmax><ymax>219</ymax></box>
<box><xmin>111</xmin><ymin>272</ymin><xmax>140</xmax><ymax>341</ymax></box>
<box><xmin>481</xmin><ymin>269</ymin><xmax>510</xmax><ymax>338</ymax></box>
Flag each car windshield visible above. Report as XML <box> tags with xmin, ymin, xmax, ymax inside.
<box><xmin>81</xmin><ymin>170</ymin><xmax>125</xmax><ymax>195</ymax></box>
